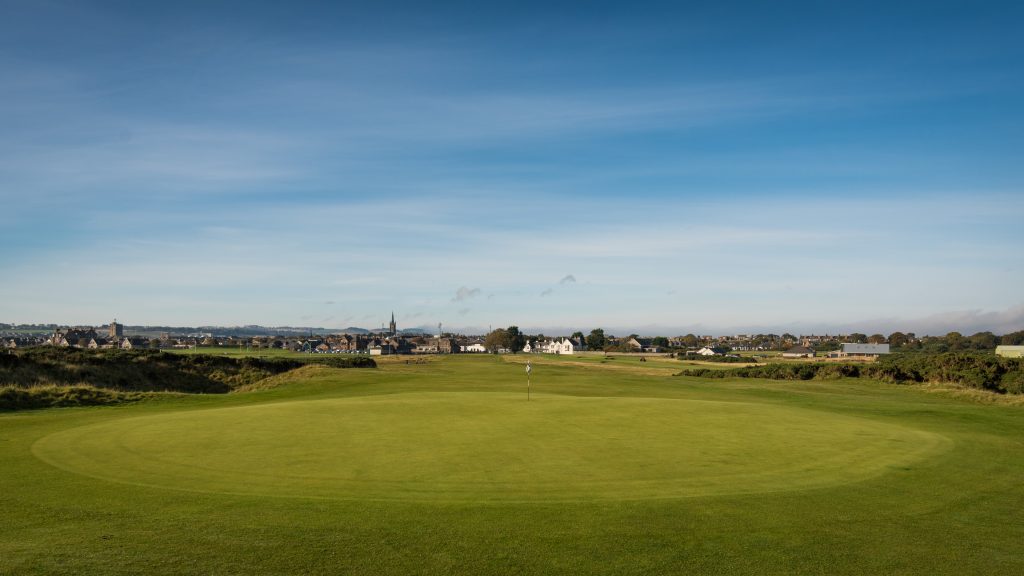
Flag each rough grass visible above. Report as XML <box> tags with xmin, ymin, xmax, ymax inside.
<box><xmin>0</xmin><ymin>384</ymin><xmax>150</xmax><ymax>410</ymax></box>
<box><xmin>231</xmin><ymin>364</ymin><xmax>335</xmax><ymax>392</ymax></box>
<box><xmin>0</xmin><ymin>348</ymin><xmax>375</xmax><ymax>410</ymax></box>
<box><xmin>1</xmin><ymin>355</ymin><xmax>1022</xmax><ymax>575</ymax></box>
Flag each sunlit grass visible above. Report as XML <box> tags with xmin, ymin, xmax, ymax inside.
<box><xmin>2</xmin><ymin>354</ymin><xmax>1022</xmax><ymax>575</ymax></box>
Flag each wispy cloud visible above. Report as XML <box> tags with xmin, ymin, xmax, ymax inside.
<box><xmin>1</xmin><ymin>3</ymin><xmax>1021</xmax><ymax>330</ymax></box>
<box><xmin>452</xmin><ymin>286</ymin><xmax>482</xmax><ymax>302</ymax></box>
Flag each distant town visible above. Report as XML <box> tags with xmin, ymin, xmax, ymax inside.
<box><xmin>4</xmin><ymin>315</ymin><xmax>1023</xmax><ymax>359</ymax></box>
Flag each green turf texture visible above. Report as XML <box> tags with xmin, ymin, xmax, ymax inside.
<box><xmin>2</xmin><ymin>354</ymin><xmax>1023</xmax><ymax>575</ymax></box>
<box><xmin>33</xmin><ymin>393</ymin><xmax>948</xmax><ymax>502</ymax></box>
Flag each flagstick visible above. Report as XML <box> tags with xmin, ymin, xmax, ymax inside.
<box><xmin>526</xmin><ymin>361</ymin><xmax>532</xmax><ymax>402</ymax></box>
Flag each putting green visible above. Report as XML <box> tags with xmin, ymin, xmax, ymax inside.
<box><xmin>32</xmin><ymin>392</ymin><xmax>951</xmax><ymax>502</ymax></box>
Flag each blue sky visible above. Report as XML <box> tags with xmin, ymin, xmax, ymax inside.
<box><xmin>2</xmin><ymin>0</ymin><xmax>1022</xmax><ymax>335</ymax></box>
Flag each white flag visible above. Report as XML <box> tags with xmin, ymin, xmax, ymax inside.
<box><xmin>526</xmin><ymin>362</ymin><xmax>532</xmax><ymax>375</ymax></box>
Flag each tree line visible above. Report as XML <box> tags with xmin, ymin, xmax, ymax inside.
<box><xmin>481</xmin><ymin>327</ymin><xmax>1024</xmax><ymax>354</ymax></box>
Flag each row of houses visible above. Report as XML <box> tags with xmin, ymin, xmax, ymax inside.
<box><xmin>524</xmin><ymin>337</ymin><xmax>588</xmax><ymax>354</ymax></box>
<box><xmin>40</xmin><ymin>327</ymin><xmax>160</xmax><ymax>351</ymax></box>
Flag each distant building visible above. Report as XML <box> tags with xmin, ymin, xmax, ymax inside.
<box><xmin>695</xmin><ymin>346</ymin><xmax>725</xmax><ymax>356</ymax></box>
<box><xmin>546</xmin><ymin>337</ymin><xmax>586</xmax><ymax>355</ymax></box>
<box><xmin>370</xmin><ymin>342</ymin><xmax>396</xmax><ymax>356</ymax></box>
<box><xmin>109</xmin><ymin>320</ymin><xmax>124</xmax><ymax>339</ymax></box>
<box><xmin>828</xmin><ymin>343</ymin><xmax>890</xmax><ymax>358</ymax></box>
<box><xmin>329</xmin><ymin>334</ymin><xmax>367</xmax><ymax>352</ymax></box>
<box><xmin>435</xmin><ymin>336</ymin><xmax>458</xmax><ymax>354</ymax></box>
<box><xmin>996</xmin><ymin>345</ymin><xmax>1024</xmax><ymax>358</ymax></box>
<box><xmin>413</xmin><ymin>342</ymin><xmax>438</xmax><ymax>354</ymax></box>
<box><xmin>783</xmin><ymin>345</ymin><xmax>815</xmax><ymax>358</ymax></box>
<box><xmin>86</xmin><ymin>338</ymin><xmax>111</xmax><ymax>349</ymax></box>
<box><xmin>120</xmin><ymin>337</ymin><xmax>149</xmax><ymax>350</ymax></box>
<box><xmin>48</xmin><ymin>327</ymin><xmax>98</xmax><ymax>348</ymax></box>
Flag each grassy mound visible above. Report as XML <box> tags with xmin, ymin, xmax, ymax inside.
<box><xmin>0</xmin><ymin>348</ymin><xmax>375</xmax><ymax>410</ymax></box>
<box><xmin>0</xmin><ymin>385</ymin><xmax>147</xmax><ymax>410</ymax></box>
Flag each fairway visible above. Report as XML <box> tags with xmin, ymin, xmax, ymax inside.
<box><xmin>33</xmin><ymin>391</ymin><xmax>949</xmax><ymax>502</ymax></box>
<box><xmin>4</xmin><ymin>355</ymin><xmax>1023</xmax><ymax>575</ymax></box>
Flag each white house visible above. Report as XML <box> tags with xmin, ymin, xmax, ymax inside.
<box><xmin>546</xmin><ymin>337</ymin><xmax>586</xmax><ymax>355</ymax></box>
<box><xmin>695</xmin><ymin>346</ymin><xmax>723</xmax><ymax>356</ymax></box>
<box><xmin>461</xmin><ymin>343</ymin><xmax>487</xmax><ymax>353</ymax></box>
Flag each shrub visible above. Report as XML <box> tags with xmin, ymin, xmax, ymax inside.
<box><xmin>0</xmin><ymin>348</ymin><xmax>377</xmax><ymax>404</ymax></box>
<box><xmin>677</xmin><ymin>353</ymin><xmax>1024</xmax><ymax>394</ymax></box>
<box><xmin>0</xmin><ymin>385</ymin><xmax>144</xmax><ymax>411</ymax></box>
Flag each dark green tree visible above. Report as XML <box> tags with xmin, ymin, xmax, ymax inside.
<box><xmin>969</xmin><ymin>331</ymin><xmax>998</xmax><ymax>350</ymax></box>
<box><xmin>506</xmin><ymin>326</ymin><xmax>525</xmax><ymax>353</ymax></box>
<box><xmin>484</xmin><ymin>328</ymin><xmax>508</xmax><ymax>352</ymax></box>
<box><xmin>1002</xmin><ymin>330</ymin><xmax>1024</xmax><ymax>345</ymax></box>
<box><xmin>888</xmin><ymin>332</ymin><xmax>909</xmax><ymax>348</ymax></box>
<box><xmin>946</xmin><ymin>331</ymin><xmax>965</xmax><ymax>351</ymax></box>
<box><xmin>586</xmin><ymin>328</ymin><xmax>607</xmax><ymax>350</ymax></box>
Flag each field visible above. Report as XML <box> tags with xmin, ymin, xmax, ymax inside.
<box><xmin>2</xmin><ymin>354</ymin><xmax>1022</xmax><ymax>575</ymax></box>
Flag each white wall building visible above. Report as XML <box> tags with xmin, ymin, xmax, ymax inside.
<box><xmin>546</xmin><ymin>337</ymin><xmax>586</xmax><ymax>355</ymax></box>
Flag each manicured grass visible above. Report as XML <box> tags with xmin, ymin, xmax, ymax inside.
<box><xmin>2</xmin><ymin>355</ymin><xmax>1022</xmax><ymax>575</ymax></box>
<box><xmin>33</xmin><ymin>392</ymin><xmax>947</xmax><ymax>502</ymax></box>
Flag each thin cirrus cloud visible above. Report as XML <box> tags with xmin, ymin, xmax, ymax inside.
<box><xmin>1</xmin><ymin>2</ymin><xmax>1022</xmax><ymax>331</ymax></box>
<box><xmin>452</xmin><ymin>287</ymin><xmax>482</xmax><ymax>302</ymax></box>
<box><xmin>1</xmin><ymin>192</ymin><xmax>1021</xmax><ymax>330</ymax></box>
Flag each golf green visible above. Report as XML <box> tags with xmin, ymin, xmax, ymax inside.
<box><xmin>32</xmin><ymin>391</ymin><xmax>950</xmax><ymax>502</ymax></box>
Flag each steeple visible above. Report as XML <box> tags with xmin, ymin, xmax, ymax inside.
<box><xmin>389</xmin><ymin>312</ymin><xmax>397</xmax><ymax>337</ymax></box>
